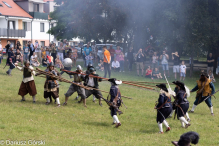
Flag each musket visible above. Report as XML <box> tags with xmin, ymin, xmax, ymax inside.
<box><xmin>98</xmin><ymin>94</ymin><xmax>123</xmax><ymax>115</ymax></box>
<box><xmin>121</xmin><ymin>99</ymin><xmax>127</xmax><ymax>109</ymax></box>
<box><xmin>203</xmin><ymin>89</ymin><xmax>219</xmax><ymax>101</ymax></box>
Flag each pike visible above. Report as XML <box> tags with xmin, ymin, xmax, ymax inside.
<box><xmin>164</xmin><ymin>74</ymin><xmax>171</xmax><ymax>89</ymax></box>
<box><xmin>36</xmin><ymin>68</ymin><xmax>133</xmax><ymax>99</ymax></box>
<box><xmin>122</xmin><ymin>80</ymin><xmax>174</xmax><ymax>85</ymax></box>
<box><xmin>203</xmin><ymin>89</ymin><xmax>219</xmax><ymax>101</ymax></box>
<box><xmin>121</xmin><ymin>99</ymin><xmax>127</xmax><ymax>109</ymax></box>
<box><xmin>61</xmin><ymin>69</ymin><xmax>155</xmax><ymax>90</ymax></box>
<box><xmin>164</xmin><ymin>74</ymin><xmax>175</xmax><ymax>96</ymax></box>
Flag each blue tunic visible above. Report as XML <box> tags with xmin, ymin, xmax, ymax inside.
<box><xmin>156</xmin><ymin>93</ymin><xmax>172</xmax><ymax>123</ymax></box>
<box><xmin>109</xmin><ymin>85</ymin><xmax>121</xmax><ymax>117</ymax></box>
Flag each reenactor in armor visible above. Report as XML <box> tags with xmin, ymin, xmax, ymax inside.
<box><xmin>44</xmin><ymin>62</ymin><xmax>60</xmax><ymax>107</ymax></box>
<box><xmin>62</xmin><ymin>65</ymin><xmax>87</xmax><ymax>107</ymax></box>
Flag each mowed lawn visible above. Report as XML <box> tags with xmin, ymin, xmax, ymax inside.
<box><xmin>0</xmin><ymin>59</ymin><xmax>219</xmax><ymax>146</ymax></box>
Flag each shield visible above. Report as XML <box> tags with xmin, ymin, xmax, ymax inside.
<box><xmin>63</xmin><ymin>58</ymin><xmax>72</xmax><ymax>67</ymax></box>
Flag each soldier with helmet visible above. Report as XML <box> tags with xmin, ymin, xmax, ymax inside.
<box><xmin>15</xmin><ymin>60</ymin><xmax>37</xmax><ymax>103</ymax></box>
<box><xmin>75</xmin><ymin>63</ymin><xmax>96</xmax><ymax>102</ymax></box>
<box><xmin>87</xmin><ymin>63</ymin><xmax>97</xmax><ymax>102</ymax></box>
<box><xmin>44</xmin><ymin>62</ymin><xmax>60</xmax><ymax>107</ymax></box>
<box><xmin>84</xmin><ymin>67</ymin><xmax>103</xmax><ymax>106</ymax></box>
<box><xmin>62</xmin><ymin>65</ymin><xmax>87</xmax><ymax>107</ymax></box>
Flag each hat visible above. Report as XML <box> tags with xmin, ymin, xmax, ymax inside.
<box><xmin>108</xmin><ymin>78</ymin><xmax>122</xmax><ymax>85</ymax></box>
<box><xmin>87</xmin><ymin>63</ymin><xmax>93</xmax><ymax>70</ymax></box>
<box><xmin>89</xmin><ymin>67</ymin><xmax>96</xmax><ymax>73</ymax></box>
<box><xmin>156</xmin><ymin>84</ymin><xmax>168</xmax><ymax>92</ymax></box>
<box><xmin>172</xmin><ymin>81</ymin><xmax>186</xmax><ymax>91</ymax></box>
<box><xmin>172</xmin><ymin>131</ymin><xmax>199</xmax><ymax>146</ymax></box>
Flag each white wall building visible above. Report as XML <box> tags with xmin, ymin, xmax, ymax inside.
<box><xmin>0</xmin><ymin>0</ymin><xmax>56</xmax><ymax>48</ymax></box>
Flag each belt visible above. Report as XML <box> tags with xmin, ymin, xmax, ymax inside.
<box><xmin>87</xmin><ymin>85</ymin><xmax>95</xmax><ymax>88</ymax></box>
<box><xmin>73</xmin><ymin>82</ymin><xmax>82</xmax><ymax>85</ymax></box>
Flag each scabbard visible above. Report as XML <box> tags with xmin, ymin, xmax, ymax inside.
<box><xmin>174</xmin><ymin>109</ymin><xmax>177</xmax><ymax>120</ymax></box>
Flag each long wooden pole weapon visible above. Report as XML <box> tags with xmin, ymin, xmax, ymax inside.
<box><xmin>35</xmin><ymin>68</ymin><xmax>132</xmax><ymax>99</ymax></box>
<box><xmin>122</xmin><ymin>82</ymin><xmax>157</xmax><ymax>88</ymax></box>
<box><xmin>123</xmin><ymin>80</ymin><xmax>174</xmax><ymax>85</ymax></box>
<box><xmin>61</xmin><ymin>69</ymin><xmax>155</xmax><ymax>90</ymax></box>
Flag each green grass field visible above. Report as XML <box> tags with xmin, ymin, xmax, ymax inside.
<box><xmin>0</xmin><ymin>59</ymin><xmax>219</xmax><ymax>146</ymax></box>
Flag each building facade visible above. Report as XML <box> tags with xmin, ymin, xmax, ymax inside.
<box><xmin>0</xmin><ymin>0</ymin><xmax>55</xmax><ymax>48</ymax></box>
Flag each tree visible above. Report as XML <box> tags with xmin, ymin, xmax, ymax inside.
<box><xmin>49</xmin><ymin>0</ymin><xmax>219</xmax><ymax>72</ymax></box>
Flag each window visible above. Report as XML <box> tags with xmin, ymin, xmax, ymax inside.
<box><xmin>8</xmin><ymin>21</ymin><xmax>15</xmax><ymax>29</ymax></box>
<box><xmin>0</xmin><ymin>3</ymin><xmax>3</xmax><ymax>7</ymax></box>
<box><xmin>33</xmin><ymin>3</ymin><xmax>39</xmax><ymax>12</ymax></box>
<box><xmin>23</xmin><ymin>22</ymin><xmax>27</xmax><ymax>31</ymax></box>
<box><xmin>40</xmin><ymin>23</ymin><xmax>44</xmax><ymax>32</ymax></box>
<box><xmin>27</xmin><ymin>22</ymin><xmax>31</xmax><ymax>31</ymax></box>
<box><xmin>40</xmin><ymin>41</ymin><xmax>45</xmax><ymax>47</ymax></box>
<box><xmin>3</xmin><ymin>1</ymin><xmax>11</xmax><ymax>8</ymax></box>
<box><xmin>23</xmin><ymin>41</ymin><xmax>28</xmax><ymax>46</ymax></box>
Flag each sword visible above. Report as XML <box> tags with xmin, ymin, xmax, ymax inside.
<box><xmin>11</xmin><ymin>62</ymin><xmax>16</xmax><ymax>67</ymax></box>
<box><xmin>157</xmin><ymin>109</ymin><xmax>166</xmax><ymax>121</ymax></box>
<box><xmin>121</xmin><ymin>100</ymin><xmax>127</xmax><ymax>109</ymax></box>
<box><xmin>203</xmin><ymin>89</ymin><xmax>219</xmax><ymax>101</ymax></box>
<box><xmin>3</xmin><ymin>63</ymin><xmax>7</xmax><ymax>69</ymax></box>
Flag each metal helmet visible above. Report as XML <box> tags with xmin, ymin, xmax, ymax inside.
<box><xmin>63</xmin><ymin>58</ymin><xmax>72</xmax><ymax>67</ymax></box>
<box><xmin>24</xmin><ymin>60</ymin><xmax>30</xmax><ymax>65</ymax></box>
<box><xmin>87</xmin><ymin>63</ymin><xmax>93</xmax><ymax>70</ymax></box>
<box><xmin>77</xmin><ymin>65</ymin><xmax>82</xmax><ymax>71</ymax></box>
<box><xmin>89</xmin><ymin>67</ymin><xmax>96</xmax><ymax>73</ymax></box>
<box><xmin>48</xmin><ymin>62</ymin><xmax>54</xmax><ymax>67</ymax></box>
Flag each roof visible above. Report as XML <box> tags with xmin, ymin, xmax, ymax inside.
<box><xmin>0</xmin><ymin>0</ymin><xmax>33</xmax><ymax>18</ymax></box>
<box><xmin>43</xmin><ymin>0</ymin><xmax>54</xmax><ymax>2</ymax></box>
<box><xmin>29</xmin><ymin>0</ymin><xmax>46</xmax><ymax>3</ymax></box>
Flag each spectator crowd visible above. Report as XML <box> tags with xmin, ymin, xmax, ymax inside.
<box><xmin>0</xmin><ymin>39</ymin><xmax>217</xmax><ymax>82</ymax></box>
